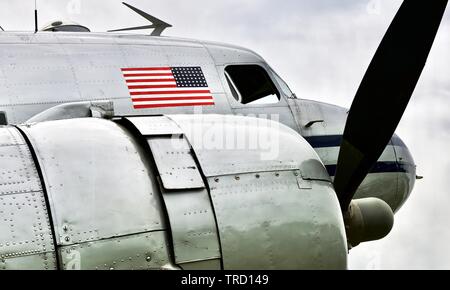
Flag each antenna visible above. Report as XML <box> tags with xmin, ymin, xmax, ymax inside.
<box><xmin>108</xmin><ymin>2</ymin><xmax>172</xmax><ymax>36</ymax></box>
<box><xmin>0</xmin><ymin>26</ymin><xmax>4</xmax><ymax>32</ymax></box>
<box><xmin>34</xmin><ymin>0</ymin><xmax>38</xmax><ymax>33</ymax></box>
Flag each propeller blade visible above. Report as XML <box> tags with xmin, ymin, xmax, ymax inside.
<box><xmin>334</xmin><ymin>0</ymin><xmax>448</xmax><ymax>211</ymax></box>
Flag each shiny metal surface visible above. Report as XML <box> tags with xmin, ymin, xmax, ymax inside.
<box><xmin>20</xmin><ymin>119</ymin><xmax>168</xmax><ymax>246</ymax></box>
<box><xmin>124</xmin><ymin>116</ymin><xmax>183</xmax><ymax>136</ymax></box>
<box><xmin>167</xmin><ymin>114</ymin><xmax>347</xmax><ymax>269</ymax></box>
<box><xmin>124</xmin><ymin>116</ymin><xmax>221</xmax><ymax>268</ymax></box>
<box><xmin>180</xmin><ymin>258</ymin><xmax>221</xmax><ymax>270</ymax></box>
<box><xmin>59</xmin><ymin>231</ymin><xmax>173</xmax><ymax>270</ymax></box>
<box><xmin>161</xmin><ymin>189</ymin><xmax>221</xmax><ymax>266</ymax></box>
<box><xmin>208</xmin><ymin>172</ymin><xmax>346</xmax><ymax>269</ymax></box>
<box><xmin>0</xmin><ymin>252</ymin><xmax>57</xmax><ymax>270</ymax></box>
<box><xmin>168</xmin><ymin>114</ymin><xmax>331</xmax><ymax>182</ymax></box>
<box><xmin>294</xmin><ymin>99</ymin><xmax>416</xmax><ymax>212</ymax></box>
<box><xmin>0</xmin><ymin>31</ymin><xmax>417</xmax><ymax>219</ymax></box>
<box><xmin>26</xmin><ymin>100</ymin><xmax>114</xmax><ymax>123</ymax></box>
<box><xmin>148</xmin><ymin>137</ymin><xmax>205</xmax><ymax>190</ymax></box>
<box><xmin>0</xmin><ymin>126</ymin><xmax>57</xmax><ymax>269</ymax></box>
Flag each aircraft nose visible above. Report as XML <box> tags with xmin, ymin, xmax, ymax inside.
<box><xmin>391</xmin><ymin>134</ymin><xmax>417</xmax><ymax>210</ymax></box>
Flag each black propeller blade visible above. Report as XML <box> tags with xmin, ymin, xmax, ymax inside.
<box><xmin>334</xmin><ymin>0</ymin><xmax>448</xmax><ymax>211</ymax></box>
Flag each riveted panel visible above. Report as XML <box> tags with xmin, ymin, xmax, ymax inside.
<box><xmin>168</xmin><ymin>114</ymin><xmax>332</xmax><ymax>182</ymax></box>
<box><xmin>20</xmin><ymin>119</ymin><xmax>167</xmax><ymax>246</ymax></box>
<box><xmin>208</xmin><ymin>170</ymin><xmax>346</xmax><ymax>270</ymax></box>
<box><xmin>125</xmin><ymin>116</ymin><xmax>183</xmax><ymax>136</ymax></box>
<box><xmin>0</xmin><ymin>126</ymin><xmax>57</xmax><ymax>270</ymax></box>
<box><xmin>180</xmin><ymin>259</ymin><xmax>221</xmax><ymax>270</ymax></box>
<box><xmin>59</xmin><ymin>231</ymin><xmax>173</xmax><ymax>270</ymax></box>
<box><xmin>162</xmin><ymin>189</ymin><xmax>221</xmax><ymax>265</ymax></box>
<box><xmin>0</xmin><ymin>127</ymin><xmax>24</xmax><ymax>146</ymax></box>
<box><xmin>0</xmin><ymin>252</ymin><xmax>57</xmax><ymax>270</ymax></box>
<box><xmin>0</xmin><ymin>144</ymin><xmax>42</xmax><ymax>195</ymax></box>
<box><xmin>199</xmin><ymin>160</ymin><xmax>300</xmax><ymax>177</ymax></box>
<box><xmin>148</xmin><ymin>137</ymin><xmax>205</xmax><ymax>190</ymax></box>
<box><xmin>123</xmin><ymin>116</ymin><xmax>221</xmax><ymax>268</ymax></box>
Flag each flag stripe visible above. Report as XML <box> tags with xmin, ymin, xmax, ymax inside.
<box><xmin>130</xmin><ymin>89</ymin><xmax>211</xmax><ymax>95</ymax></box>
<box><xmin>126</xmin><ymin>78</ymin><xmax>176</xmax><ymax>83</ymax></box>
<box><xmin>134</xmin><ymin>102</ymin><xmax>215</xmax><ymax>109</ymax></box>
<box><xmin>132</xmin><ymin>93</ymin><xmax>212</xmax><ymax>98</ymax></box>
<box><xmin>134</xmin><ymin>99</ymin><xmax>213</xmax><ymax>105</ymax></box>
<box><xmin>125</xmin><ymin>76</ymin><xmax>175</xmax><ymax>81</ymax></box>
<box><xmin>123</xmin><ymin>73</ymin><xmax>174</xmax><ymax>77</ymax></box>
<box><xmin>122</xmin><ymin>67</ymin><xmax>171</xmax><ymax>72</ymax></box>
<box><xmin>128</xmin><ymin>85</ymin><xmax>178</xmax><ymax>89</ymax></box>
<box><xmin>128</xmin><ymin>83</ymin><xmax>178</xmax><ymax>89</ymax></box>
<box><xmin>132</xmin><ymin>96</ymin><xmax>214</xmax><ymax>102</ymax></box>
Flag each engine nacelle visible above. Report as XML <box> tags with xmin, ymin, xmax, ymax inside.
<box><xmin>0</xmin><ymin>115</ymin><xmax>347</xmax><ymax>270</ymax></box>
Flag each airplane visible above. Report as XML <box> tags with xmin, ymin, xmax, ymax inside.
<box><xmin>0</xmin><ymin>1</ymin><xmax>447</xmax><ymax>270</ymax></box>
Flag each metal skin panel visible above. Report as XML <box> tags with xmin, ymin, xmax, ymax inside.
<box><xmin>180</xmin><ymin>259</ymin><xmax>221</xmax><ymax>270</ymax></box>
<box><xmin>293</xmin><ymin>99</ymin><xmax>348</xmax><ymax>137</ymax></box>
<box><xmin>352</xmin><ymin>173</ymin><xmax>404</xmax><ymax>211</ymax></box>
<box><xmin>59</xmin><ymin>231</ymin><xmax>173</xmax><ymax>270</ymax></box>
<box><xmin>293</xmin><ymin>98</ymin><xmax>417</xmax><ymax>213</ymax></box>
<box><xmin>315</xmin><ymin>144</ymin><xmax>397</xmax><ymax>167</ymax></box>
<box><xmin>392</xmin><ymin>142</ymin><xmax>416</xmax><ymax>209</ymax></box>
<box><xmin>0</xmin><ymin>144</ymin><xmax>42</xmax><ymax>195</ymax></box>
<box><xmin>161</xmin><ymin>189</ymin><xmax>221</xmax><ymax>265</ymax></box>
<box><xmin>124</xmin><ymin>116</ymin><xmax>183</xmax><ymax>136</ymax></box>
<box><xmin>148</xmin><ymin>137</ymin><xmax>205</xmax><ymax>190</ymax></box>
<box><xmin>0</xmin><ymin>124</ymin><xmax>24</xmax><ymax>145</ymax></box>
<box><xmin>1</xmin><ymin>252</ymin><xmax>57</xmax><ymax>270</ymax></box>
<box><xmin>168</xmin><ymin>114</ymin><xmax>331</xmax><ymax>182</ymax></box>
<box><xmin>20</xmin><ymin>119</ymin><xmax>167</xmax><ymax>246</ymax></box>
<box><xmin>0</xmin><ymin>33</ymin><xmax>243</xmax><ymax>124</ymax></box>
<box><xmin>209</xmin><ymin>172</ymin><xmax>347</xmax><ymax>270</ymax></box>
<box><xmin>316</xmin><ymin>143</ymin><xmax>410</xmax><ymax>211</ymax></box>
<box><xmin>0</xmin><ymin>29</ymin><xmax>419</xmax><ymax>265</ymax></box>
<box><xmin>231</xmin><ymin>105</ymin><xmax>299</xmax><ymax>133</ymax></box>
<box><xmin>167</xmin><ymin>115</ymin><xmax>346</xmax><ymax>269</ymax></box>
<box><xmin>197</xmin><ymin>160</ymin><xmax>300</xmax><ymax>177</ymax></box>
<box><xmin>204</xmin><ymin>43</ymin><xmax>265</xmax><ymax>65</ymax></box>
<box><xmin>124</xmin><ymin>116</ymin><xmax>221</xmax><ymax>267</ymax></box>
<box><xmin>0</xmin><ymin>126</ymin><xmax>57</xmax><ymax>270</ymax></box>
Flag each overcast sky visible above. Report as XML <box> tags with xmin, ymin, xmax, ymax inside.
<box><xmin>1</xmin><ymin>0</ymin><xmax>449</xmax><ymax>269</ymax></box>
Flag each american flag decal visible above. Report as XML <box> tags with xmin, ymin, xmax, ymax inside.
<box><xmin>121</xmin><ymin>66</ymin><xmax>215</xmax><ymax>109</ymax></box>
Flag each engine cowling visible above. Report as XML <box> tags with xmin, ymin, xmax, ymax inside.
<box><xmin>0</xmin><ymin>115</ymin><xmax>347</xmax><ymax>269</ymax></box>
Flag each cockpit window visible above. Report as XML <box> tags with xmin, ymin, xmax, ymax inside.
<box><xmin>0</xmin><ymin>112</ymin><xmax>7</xmax><ymax>125</ymax></box>
<box><xmin>270</xmin><ymin>69</ymin><xmax>296</xmax><ymax>99</ymax></box>
<box><xmin>224</xmin><ymin>65</ymin><xmax>280</xmax><ymax>105</ymax></box>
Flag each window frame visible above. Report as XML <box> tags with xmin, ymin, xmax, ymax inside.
<box><xmin>220</xmin><ymin>63</ymin><xmax>288</xmax><ymax>109</ymax></box>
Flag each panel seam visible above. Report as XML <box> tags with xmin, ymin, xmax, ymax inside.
<box><xmin>14</xmin><ymin>125</ymin><xmax>61</xmax><ymax>270</ymax></box>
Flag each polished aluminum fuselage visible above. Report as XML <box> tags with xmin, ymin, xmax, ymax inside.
<box><xmin>0</xmin><ymin>32</ymin><xmax>416</xmax><ymax>269</ymax></box>
<box><xmin>0</xmin><ymin>31</ymin><xmax>415</xmax><ymax>210</ymax></box>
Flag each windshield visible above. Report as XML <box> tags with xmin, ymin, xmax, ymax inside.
<box><xmin>269</xmin><ymin>67</ymin><xmax>297</xmax><ymax>99</ymax></box>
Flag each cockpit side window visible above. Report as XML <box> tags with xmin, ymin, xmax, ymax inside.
<box><xmin>270</xmin><ymin>69</ymin><xmax>296</xmax><ymax>99</ymax></box>
<box><xmin>0</xmin><ymin>112</ymin><xmax>7</xmax><ymax>125</ymax></box>
<box><xmin>224</xmin><ymin>65</ymin><xmax>280</xmax><ymax>105</ymax></box>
